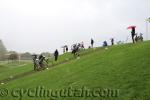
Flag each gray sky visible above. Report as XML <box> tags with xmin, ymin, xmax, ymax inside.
<box><xmin>0</xmin><ymin>0</ymin><xmax>150</xmax><ymax>54</ymax></box>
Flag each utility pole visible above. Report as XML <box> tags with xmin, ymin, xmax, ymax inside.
<box><xmin>146</xmin><ymin>19</ymin><xmax>148</xmax><ymax>40</ymax></box>
<box><xmin>18</xmin><ymin>53</ymin><xmax>21</xmax><ymax>64</ymax></box>
<box><xmin>146</xmin><ymin>18</ymin><xmax>150</xmax><ymax>40</ymax></box>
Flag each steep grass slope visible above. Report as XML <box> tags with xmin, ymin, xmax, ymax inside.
<box><xmin>0</xmin><ymin>41</ymin><xmax>150</xmax><ymax>100</ymax></box>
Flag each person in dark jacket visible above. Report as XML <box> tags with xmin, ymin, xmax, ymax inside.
<box><xmin>131</xmin><ymin>27</ymin><xmax>135</xmax><ymax>43</ymax></box>
<box><xmin>111</xmin><ymin>38</ymin><xmax>114</xmax><ymax>45</ymax></box>
<box><xmin>91</xmin><ymin>38</ymin><xmax>94</xmax><ymax>48</ymax></box>
<box><xmin>39</xmin><ymin>54</ymin><xmax>45</xmax><ymax>68</ymax></box>
<box><xmin>103</xmin><ymin>41</ymin><xmax>108</xmax><ymax>47</ymax></box>
<box><xmin>54</xmin><ymin>49</ymin><xmax>59</xmax><ymax>61</ymax></box>
<box><xmin>32</xmin><ymin>54</ymin><xmax>38</xmax><ymax>70</ymax></box>
<box><xmin>66</xmin><ymin>45</ymin><xmax>68</xmax><ymax>52</ymax></box>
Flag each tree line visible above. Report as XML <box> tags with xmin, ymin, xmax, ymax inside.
<box><xmin>0</xmin><ymin>39</ymin><xmax>51</xmax><ymax>62</ymax></box>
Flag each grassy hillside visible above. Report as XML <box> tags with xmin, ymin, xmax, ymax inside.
<box><xmin>0</xmin><ymin>48</ymin><xmax>94</xmax><ymax>80</ymax></box>
<box><xmin>0</xmin><ymin>41</ymin><xmax>150</xmax><ymax>100</ymax></box>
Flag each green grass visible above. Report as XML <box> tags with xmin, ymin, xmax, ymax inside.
<box><xmin>0</xmin><ymin>61</ymin><xmax>33</xmax><ymax>79</ymax></box>
<box><xmin>0</xmin><ymin>41</ymin><xmax>150</xmax><ymax>100</ymax></box>
<box><xmin>0</xmin><ymin>48</ymin><xmax>95</xmax><ymax>80</ymax></box>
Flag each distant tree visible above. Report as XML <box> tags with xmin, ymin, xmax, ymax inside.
<box><xmin>0</xmin><ymin>39</ymin><xmax>7</xmax><ymax>61</ymax></box>
<box><xmin>41</xmin><ymin>52</ymin><xmax>51</xmax><ymax>57</ymax></box>
<box><xmin>7</xmin><ymin>51</ymin><xmax>18</xmax><ymax>62</ymax></box>
<box><xmin>21</xmin><ymin>52</ymin><xmax>32</xmax><ymax>60</ymax></box>
<box><xmin>9</xmin><ymin>53</ymin><xmax>18</xmax><ymax>60</ymax></box>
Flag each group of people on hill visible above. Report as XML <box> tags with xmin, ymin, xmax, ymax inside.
<box><xmin>32</xmin><ymin>40</ymin><xmax>90</xmax><ymax>70</ymax></box>
<box><xmin>32</xmin><ymin>38</ymin><xmax>114</xmax><ymax>70</ymax></box>
<box><xmin>71</xmin><ymin>42</ymin><xmax>85</xmax><ymax>55</ymax></box>
<box><xmin>131</xmin><ymin>27</ymin><xmax>143</xmax><ymax>43</ymax></box>
<box><xmin>32</xmin><ymin>30</ymin><xmax>144</xmax><ymax>70</ymax></box>
<box><xmin>32</xmin><ymin>49</ymin><xmax>59</xmax><ymax>71</ymax></box>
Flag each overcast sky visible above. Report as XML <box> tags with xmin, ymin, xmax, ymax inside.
<box><xmin>0</xmin><ymin>0</ymin><xmax>150</xmax><ymax>54</ymax></box>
